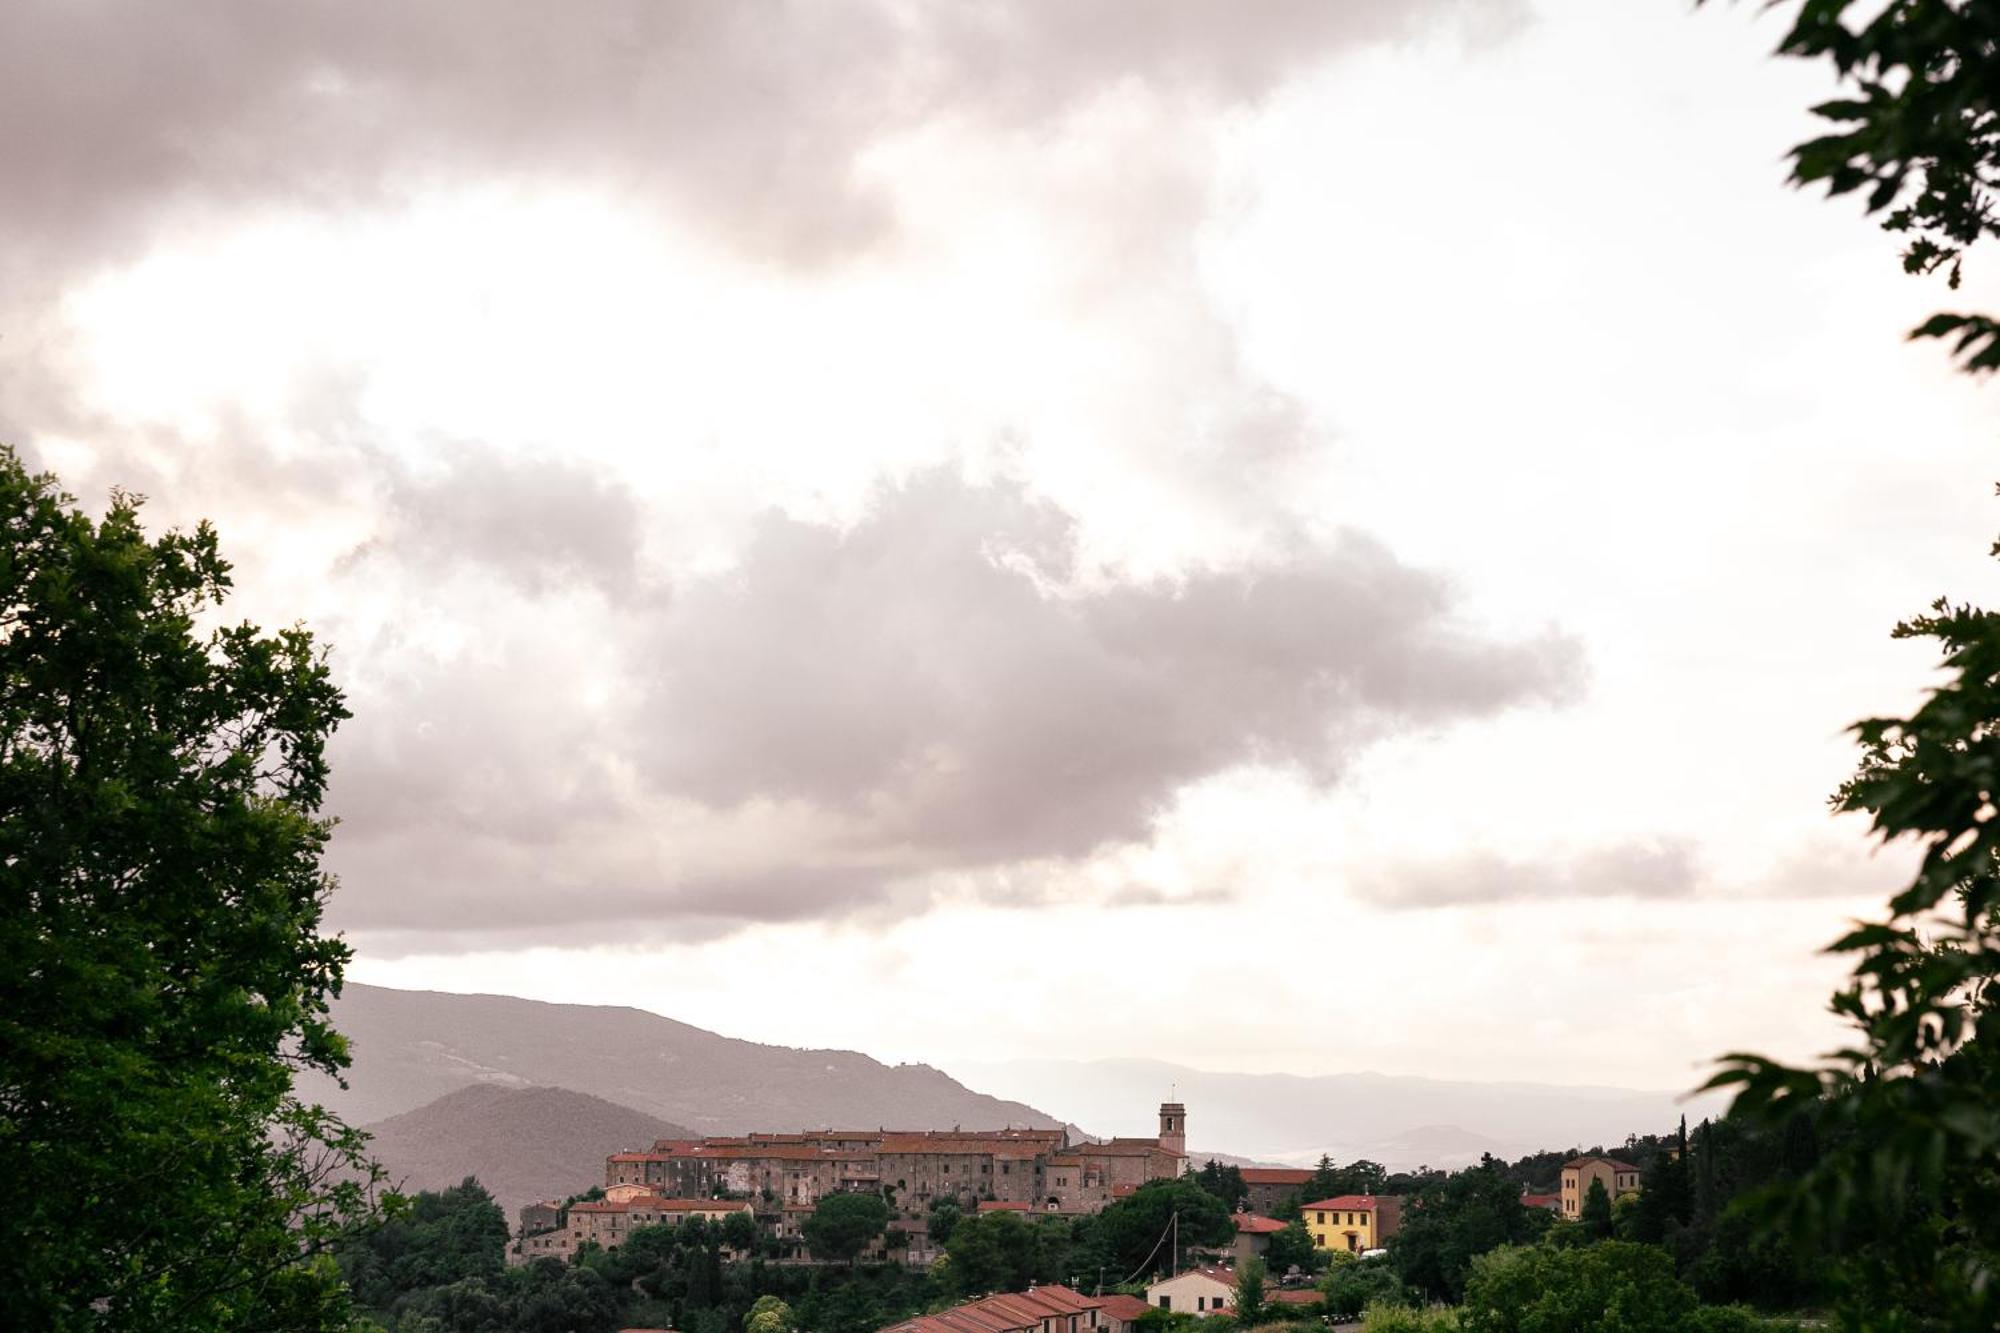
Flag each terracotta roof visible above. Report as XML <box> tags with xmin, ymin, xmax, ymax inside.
<box><xmin>1520</xmin><ymin>1193</ymin><xmax>1561</xmax><ymax>1209</ymax></box>
<box><xmin>1097</xmin><ymin>1295</ymin><xmax>1153</xmax><ymax>1323</ymax></box>
<box><xmin>1232</xmin><ymin>1213</ymin><xmax>1288</xmax><ymax>1235</ymax></box>
<box><xmin>878</xmin><ymin>1135</ymin><xmax>1044</xmax><ymax>1158</ymax></box>
<box><xmin>883</xmin><ymin>1284</ymin><xmax>1104</xmax><ymax>1333</ymax></box>
<box><xmin>1563</xmin><ymin>1155</ymin><xmax>1640</xmax><ymax>1173</ymax></box>
<box><xmin>1238</xmin><ymin>1168</ymin><xmax>1313</xmax><ymax>1185</ymax></box>
<box><xmin>1268</xmin><ymin>1290</ymin><xmax>1320</xmax><ymax>1306</ymax></box>
<box><xmin>1303</xmin><ymin>1195</ymin><xmax>1392</xmax><ymax>1211</ymax></box>
<box><xmin>978</xmin><ymin>1200</ymin><xmax>1032</xmax><ymax>1212</ymax></box>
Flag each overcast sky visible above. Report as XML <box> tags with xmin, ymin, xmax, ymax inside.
<box><xmin>7</xmin><ymin>0</ymin><xmax>1994</xmax><ymax>1096</ymax></box>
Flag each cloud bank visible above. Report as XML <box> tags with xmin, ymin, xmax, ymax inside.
<box><xmin>0</xmin><ymin>0</ymin><xmax>1572</xmax><ymax>950</ymax></box>
<box><xmin>325</xmin><ymin>471</ymin><xmax>1581</xmax><ymax>946</ymax></box>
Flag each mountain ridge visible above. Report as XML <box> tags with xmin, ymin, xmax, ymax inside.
<box><xmin>302</xmin><ymin>983</ymin><xmax>1066</xmax><ymax>1135</ymax></box>
<box><xmin>360</xmin><ymin>1083</ymin><xmax>696</xmax><ymax>1223</ymax></box>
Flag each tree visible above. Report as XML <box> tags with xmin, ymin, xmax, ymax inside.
<box><xmin>1318</xmin><ymin>1254</ymin><xmax>1405</xmax><ymax>1321</ymax></box>
<box><xmin>1082</xmin><ymin>1179</ymin><xmax>1235</xmax><ymax>1281</ymax></box>
<box><xmin>340</xmin><ymin>1178</ymin><xmax>508</xmax><ymax>1312</ymax></box>
<box><xmin>1460</xmin><ymin>1242</ymin><xmax>1697</xmax><ymax>1333</ymax></box>
<box><xmin>1691</xmin><ymin>19</ymin><xmax>2000</xmax><ymax>1271</ymax></box>
<box><xmin>1391</xmin><ymin>1157</ymin><xmax>1547</xmax><ymax>1302</ymax></box>
<box><xmin>1232</xmin><ymin>1258</ymin><xmax>1268</xmax><ymax>1326</ymax></box>
<box><xmin>1578</xmin><ymin>1180</ymin><xmax>1614</xmax><ymax>1242</ymax></box>
<box><xmin>1196</xmin><ymin>1160</ymin><xmax>1248</xmax><ymax>1210</ymax></box>
<box><xmin>944</xmin><ymin>1210</ymin><xmax>1039</xmax><ymax>1295</ymax></box>
<box><xmin>803</xmin><ymin>1192</ymin><xmax>891</xmax><ymax>1267</ymax></box>
<box><xmin>722</xmin><ymin>1209</ymin><xmax>760</xmax><ymax>1253</ymax></box>
<box><xmin>927</xmin><ymin>1195</ymin><xmax>964</xmax><ymax>1247</ymax></box>
<box><xmin>745</xmin><ymin>1294</ymin><xmax>796</xmax><ymax>1333</ymax></box>
<box><xmin>0</xmin><ymin>452</ymin><xmax>379</xmax><ymax>1330</ymax></box>
<box><xmin>1703</xmin><ymin>1</ymin><xmax>2000</xmax><ymax>371</ymax></box>
<box><xmin>1263</xmin><ymin>1219</ymin><xmax>1321</xmax><ymax>1278</ymax></box>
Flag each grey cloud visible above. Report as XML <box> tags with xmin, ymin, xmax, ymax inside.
<box><xmin>0</xmin><ymin>0</ymin><xmax>1521</xmax><ymax>280</ymax></box>
<box><xmin>324</xmin><ymin>469</ymin><xmax>1582</xmax><ymax>944</ymax></box>
<box><xmin>639</xmin><ymin>471</ymin><xmax>1582</xmax><ymax>862</ymax></box>
<box><xmin>364</xmin><ymin>448</ymin><xmax>647</xmax><ymax>598</ymax></box>
<box><xmin>1372</xmin><ymin>839</ymin><xmax>1702</xmax><ymax>910</ymax></box>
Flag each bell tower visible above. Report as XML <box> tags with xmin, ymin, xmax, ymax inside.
<box><xmin>1158</xmin><ymin>1100</ymin><xmax>1187</xmax><ymax>1159</ymax></box>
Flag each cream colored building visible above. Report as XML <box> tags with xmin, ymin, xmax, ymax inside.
<box><xmin>1146</xmin><ymin>1268</ymin><xmax>1236</xmax><ymax>1316</ymax></box>
<box><xmin>1559</xmin><ymin>1155</ymin><xmax>1641</xmax><ymax>1219</ymax></box>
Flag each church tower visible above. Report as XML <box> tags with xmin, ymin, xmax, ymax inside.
<box><xmin>1158</xmin><ymin>1101</ymin><xmax>1187</xmax><ymax>1159</ymax></box>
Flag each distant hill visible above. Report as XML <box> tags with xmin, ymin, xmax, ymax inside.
<box><xmin>361</xmin><ymin>1084</ymin><xmax>694</xmax><ymax>1223</ymax></box>
<box><xmin>300</xmin><ymin>983</ymin><xmax>1063</xmax><ymax>1135</ymax></box>
<box><xmin>947</xmin><ymin>1057</ymin><xmax>1726</xmax><ymax>1170</ymax></box>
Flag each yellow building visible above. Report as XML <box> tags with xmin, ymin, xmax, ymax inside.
<box><xmin>1559</xmin><ymin>1155</ymin><xmax>1641</xmax><ymax>1219</ymax></box>
<box><xmin>1302</xmin><ymin>1195</ymin><xmax>1402</xmax><ymax>1254</ymax></box>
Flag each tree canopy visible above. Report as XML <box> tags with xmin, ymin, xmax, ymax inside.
<box><xmin>1699</xmin><ymin>4</ymin><xmax>2000</xmax><ymax>1327</ymax></box>
<box><xmin>0</xmin><ymin>452</ymin><xmax>379</xmax><ymax>1330</ymax></box>
<box><xmin>802</xmin><ymin>1192</ymin><xmax>892</xmax><ymax>1267</ymax></box>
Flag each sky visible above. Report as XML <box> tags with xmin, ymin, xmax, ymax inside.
<box><xmin>5</xmin><ymin>0</ymin><xmax>1994</xmax><ymax>1099</ymax></box>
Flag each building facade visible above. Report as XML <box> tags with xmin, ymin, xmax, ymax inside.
<box><xmin>1301</xmin><ymin>1195</ymin><xmax>1402</xmax><ymax>1254</ymax></box>
<box><xmin>1559</xmin><ymin>1155</ymin><xmax>1641</xmax><ymax>1219</ymax></box>
<box><xmin>1146</xmin><ymin>1268</ymin><xmax>1236</xmax><ymax>1315</ymax></box>
<box><xmin>1238</xmin><ymin>1168</ymin><xmax>1313</xmax><ymax>1217</ymax></box>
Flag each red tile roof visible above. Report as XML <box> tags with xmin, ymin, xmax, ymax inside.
<box><xmin>1232</xmin><ymin>1213</ymin><xmax>1288</xmax><ymax>1235</ymax></box>
<box><xmin>1563</xmin><ymin>1155</ymin><xmax>1640</xmax><ymax>1173</ymax></box>
<box><xmin>1097</xmin><ymin>1295</ymin><xmax>1153</xmax><ymax>1324</ymax></box>
<box><xmin>1268</xmin><ymin>1290</ymin><xmax>1320</xmax><ymax>1306</ymax></box>
<box><xmin>1520</xmin><ymin>1193</ymin><xmax>1562</xmax><ymax>1209</ymax></box>
<box><xmin>1238</xmin><ymin>1168</ymin><xmax>1313</xmax><ymax>1185</ymax></box>
<box><xmin>1303</xmin><ymin>1194</ymin><xmax>1394</xmax><ymax>1211</ymax></box>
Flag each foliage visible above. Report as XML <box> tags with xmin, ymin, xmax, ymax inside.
<box><xmin>1262</xmin><ymin>1219</ymin><xmax>1323</xmax><ymax>1278</ymax></box>
<box><xmin>744</xmin><ymin>1294</ymin><xmax>796</xmax><ymax>1333</ymax></box>
<box><xmin>1390</xmin><ymin>1157</ymin><xmax>1549</xmax><ymax>1303</ymax></box>
<box><xmin>802</xmin><ymin>1192</ymin><xmax>892</xmax><ymax>1267</ymax></box>
<box><xmin>0</xmin><ymin>452</ymin><xmax>381</xmax><ymax>1330</ymax></box>
<box><xmin>1360</xmin><ymin>1303</ymin><xmax>1460</xmax><ymax>1332</ymax></box>
<box><xmin>1320</xmin><ymin>1253</ymin><xmax>1406</xmax><ymax>1320</ymax></box>
<box><xmin>1702</xmin><ymin>593</ymin><xmax>2000</xmax><ymax>1327</ymax></box>
<box><xmin>341</xmin><ymin>1180</ymin><xmax>509</xmax><ymax>1313</ymax></box>
<box><xmin>394</xmin><ymin>1259</ymin><xmax>623</xmax><ymax>1333</ymax></box>
<box><xmin>1460</xmin><ymin>1242</ymin><xmax>1696</xmax><ymax>1333</ymax></box>
<box><xmin>944</xmin><ymin>1210</ymin><xmax>1042</xmax><ymax>1295</ymax></box>
<box><xmin>1082</xmin><ymin>1178</ymin><xmax>1236</xmax><ymax>1281</ymax></box>
<box><xmin>1709</xmin><ymin>1</ymin><xmax>2000</xmax><ymax>370</ymax></box>
<box><xmin>1233</xmin><ymin>1257</ymin><xmax>1268</xmax><ymax>1326</ymax></box>
<box><xmin>1305</xmin><ymin>1155</ymin><xmax>1391</xmax><ymax>1201</ymax></box>
<box><xmin>1195</xmin><ymin>1160</ymin><xmax>1249</xmax><ymax>1209</ymax></box>
<box><xmin>928</xmin><ymin>1195</ymin><xmax>964</xmax><ymax>1246</ymax></box>
<box><xmin>1579</xmin><ymin>1179</ymin><xmax>1614</xmax><ymax>1242</ymax></box>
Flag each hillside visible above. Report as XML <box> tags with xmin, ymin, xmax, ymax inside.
<box><xmin>300</xmin><ymin>983</ymin><xmax>1063</xmax><ymax>1135</ymax></box>
<box><xmin>947</xmin><ymin>1057</ymin><xmax>1728</xmax><ymax>1170</ymax></box>
<box><xmin>361</xmin><ymin>1084</ymin><xmax>695</xmax><ymax>1223</ymax></box>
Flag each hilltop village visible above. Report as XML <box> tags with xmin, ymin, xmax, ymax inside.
<box><xmin>507</xmin><ymin>1100</ymin><xmax>1649</xmax><ymax>1325</ymax></box>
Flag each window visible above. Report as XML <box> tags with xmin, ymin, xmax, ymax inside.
<box><xmin>1316</xmin><ymin>1211</ymin><xmax>1326</xmax><ymax>1224</ymax></box>
<box><xmin>1158</xmin><ymin>1298</ymin><xmax>1171</xmax><ymax>1312</ymax></box>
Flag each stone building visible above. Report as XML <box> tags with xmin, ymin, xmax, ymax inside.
<box><xmin>1238</xmin><ymin>1167</ymin><xmax>1313</xmax><ymax>1216</ymax></box>
<box><xmin>511</xmin><ymin>1196</ymin><xmax>754</xmax><ymax>1265</ymax></box>
<box><xmin>603</xmin><ymin>1104</ymin><xmax>1186</xmax><ymax>1219</ymax></box>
